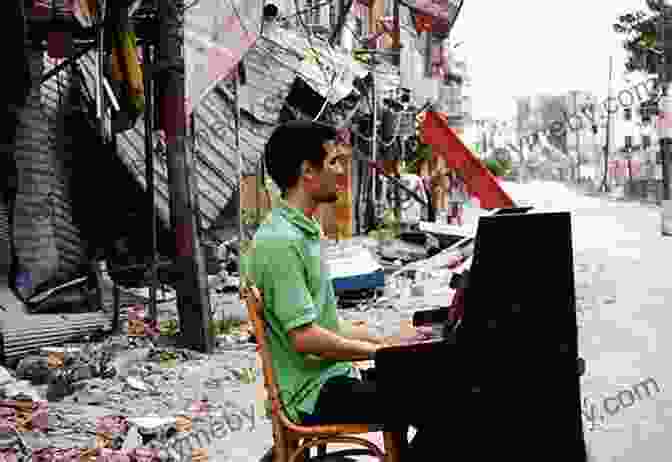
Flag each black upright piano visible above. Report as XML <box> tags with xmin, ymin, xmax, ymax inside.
<box><xmin>374</xmin><ymin>211</ymin><xmax>588</xmax><ymax>461</ymax></box>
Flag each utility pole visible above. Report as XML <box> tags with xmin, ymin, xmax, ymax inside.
<box><xmin>659</xmin><ymin>2</ymin><xmax>672</xmax><ymax>234</ymax></box>
<box><xmin>600</xmin><ymin>57</ymin><xmax>614</xmax><ymax>193</ymax></box>
<box><xmin>142</xmin><ymin>38</ymin><xmax>158</xmax><ymax>322</ymax></box>
<box><xmin>157</xmin><ymin>0</ymin><xmax>213</xmax><ymax>352</ymax></box>
<box><xmin>574</xmin><ymin>91</ymin><xmax>581</xmax><ymax>183</ymax></box>
<box><xmin>625</xmin><ymin>107</ymin><xmax>634</xmax><ymax>195</ymax></box>
<box><xmin>518</xmin><ymin>137</ymin><xmax>525</xmax><ymax>183</ymax></box>
<box><xmin>660</xmin><ymin>5</ymin><xmax>672</xmax><ymax>204</ymax></box>
<box><xmin>369</xmin><ymin>0</ymin><xmax>379</xmax><ymax>228</ymax></box>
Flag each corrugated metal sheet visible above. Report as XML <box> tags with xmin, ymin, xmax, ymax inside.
<box><xmin>260</xmin><ymin>25</ymin><xmax>368</xmax><ymax>104</ymax></box>
<box><xmin>0</xmin><ymin>201</ymin><xmax>10</xmax><ymax>275</ymax></box>
<box><xmin>42</xmin><ymin>57</ymin><xmax>87</xmax><ymax>279</ymax></box>
<box><xmin>78</xmin><ymin>48</ymin><xmax>268</xmax><ymax>232</ymax></box>
<box><xmin>13</xmin><ymin>51</ymin><xmax>87</xmax><ymax>298</ymax></box>
<box><xmin>0</xmin><ymin>312</ymin><xmax>111</xmax><ymax>364</ymax></box>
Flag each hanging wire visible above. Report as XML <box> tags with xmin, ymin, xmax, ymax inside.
<box><xmin>234</xmin><ymin>67</ymin><xmax>243</xmax><ymax>247</ymax></box>
<box><xmin>329</xmin><ymin>0</ymin><xmax>354</xmax><ymax>45</ymax></box>
<box><xmin>291</xmin><ymin>0</ymin><xmax>340</xmax><ymax>121</ymax></box>
<box><xmin>227</xmin><ymin>0</ymin><xmax>256</xmax><ymax>37</ymax></box>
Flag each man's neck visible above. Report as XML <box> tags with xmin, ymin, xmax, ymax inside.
<box><xmin>286</xmin><ymin>190</ymin><xmax>318</xmax><ymax>218</ymax></box>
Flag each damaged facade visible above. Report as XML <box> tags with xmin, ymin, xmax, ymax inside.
<box><xmin>0</xmin><ymin>0</ymin><xmax>378</xmax><ymax>357</ymax></box>
<box><xmin>0</xmin><ymin>0</ymin><xmax>470</xmax><ymax>363</ymax></box>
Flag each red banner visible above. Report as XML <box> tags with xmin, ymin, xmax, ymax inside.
<box><xmin>422</xmin><ymin>111</ymin><xmax>515</xmax><ymax>209</ymax></box>
<box><xmin>405</xmin><ymin>0</ymin><xmax>462</xmax><ymax>34</ymax></box>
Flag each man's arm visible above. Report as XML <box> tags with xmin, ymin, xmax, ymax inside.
<box><xmin>338</xmin><ymin>319</ymin><xmax>385</xmax><ymax>345</ymax></box>
<box><xmin>260</xmin><ymin>240</ymin><xmax>380</xmax><ymax>360</ymax></box>
<box><xmin>290</xmin><ymin>323</ymin><xmax>380</xmax><ymax>360</ymax></box>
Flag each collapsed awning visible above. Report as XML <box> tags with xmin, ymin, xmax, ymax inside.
<box><xmin>75</xmin><ymin>7</ymin><xmax>373</xmax><ymax>235</ymax></box>
<box><xmin>185</xmin><ymin>0</ymin><xmax>373</xmax><ymax>115</ymax></box>
<box><xmin>422</xmin><ymin>111</ymin><xmax>515</xmax><ymax>209</ymax></box>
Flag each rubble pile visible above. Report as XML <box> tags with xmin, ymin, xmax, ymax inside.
<box><xmin>0</xmin><ymin>308</ymin><xmax>262</xmax><ymax>460</ymax></box>
<box><xmin>140</xmin><ymin>400</ymin><xmax>257</xmax><ymax>461</ymax></box>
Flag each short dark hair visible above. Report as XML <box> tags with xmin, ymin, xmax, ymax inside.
<box><xmin>264</xmin><ymin>120</ymin><xmax>338</xmax><ymax>193</ymax></box>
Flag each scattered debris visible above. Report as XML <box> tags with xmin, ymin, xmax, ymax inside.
<box><xmin>126</xmin><ymin>377</ymin><xmax>150</xmax><ymax>392</ymax></box>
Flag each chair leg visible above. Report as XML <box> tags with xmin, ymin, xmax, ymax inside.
<box><xmin>383</xmin><ymin>428</ymin><xmax>408</xmax><ymax>462</ymax></box>
<box><xmin>288</xmin><ymin>438</ymin><xmax>306</xmax><ymax>462</ymax></box>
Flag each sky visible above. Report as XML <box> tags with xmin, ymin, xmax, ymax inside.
<box><xmin>450</xmin><ymin>0</ymin><xmax>653</xmax><ymax>121</ymax></box>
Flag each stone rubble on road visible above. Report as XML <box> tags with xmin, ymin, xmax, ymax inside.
<box><xmin>0</xmin><ymin>305</ymin><xmax>264</xmax><ymax>461</ymax></box>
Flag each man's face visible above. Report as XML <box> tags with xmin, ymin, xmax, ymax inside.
<box><xmin>304</xmin><ymin>141</ymin><xmax>348</xmax><ymax>203</ymax></box>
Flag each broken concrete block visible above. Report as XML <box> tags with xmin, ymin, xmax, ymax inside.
<box><xmin>73</xmin><ymin>378</ymin><xmax>110</xmax><ymax>405</ymax></box>
<box><xmin>0</xmin><ymin>367</ymin><xmax>14</xmax><ymax>387</ymax></box>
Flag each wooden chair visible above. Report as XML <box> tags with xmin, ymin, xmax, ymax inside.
<box><xmin>241</xmin><ymin>286</ymin><xmax>406</xmax><ymax>462</ymax></box>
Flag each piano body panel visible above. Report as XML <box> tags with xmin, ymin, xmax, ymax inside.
<box><xmin>454</xmin><ymin>212</ymin><xmax>585</xmax><ymax>458</ymax></box>
<box><xmin>375</xmin><ymin>343</ymin><xmax>587</xmax><ymax>460</ymax></box>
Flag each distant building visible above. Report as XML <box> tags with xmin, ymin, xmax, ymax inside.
<box><xmin>561</xmin><ymin>91</ymin><xmax>601</xmax><ymax>180</ymax></box>
<box><xmin>609</xmin><ymin>83</ymin><xmax>658</xmax><ymax>181</ymax></box>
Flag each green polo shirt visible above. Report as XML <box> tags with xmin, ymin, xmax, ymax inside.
<box><xmin>243</xmin><ymin>201</ymin><xmax>355</xmax><ymax>423</ymax></box>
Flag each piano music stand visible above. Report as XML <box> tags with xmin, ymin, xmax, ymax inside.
<box><xmin>491</xmin><ymin>205</ymin><xmax>534</xmax><ymax>215</ymax></box>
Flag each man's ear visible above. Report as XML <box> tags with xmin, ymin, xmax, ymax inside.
<box><xmin>301</xmin><ymin>160</ymin><xmax>316</xmax><ymax>179</ymax></box>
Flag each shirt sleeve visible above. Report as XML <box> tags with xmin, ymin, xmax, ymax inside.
<box><xmin>262</xmin><ymin>239</ymin><xmax>319</xmax><ymax>333</ymax></box>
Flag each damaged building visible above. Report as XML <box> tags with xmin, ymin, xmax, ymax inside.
<box><xmin>0</xmin><ymin>0</ymin><xmax>373</xmax><ymax>363</ymax></box>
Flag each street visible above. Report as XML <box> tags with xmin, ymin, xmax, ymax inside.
<box><xmin>5</xmin><ymin>1</ymin><xmax>669</xmax><ymax>460</ymax></box>
<box><xmin>501</xmin><ymin>180</ymin><xmax>672</xmax><ymax>462</ymax></box>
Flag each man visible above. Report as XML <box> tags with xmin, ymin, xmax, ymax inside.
<box><xmin>246</xmin><ymin>121</ymin><xmax>435</xmax><ymax>461</ymax></box>
<box><xmin>447</xmin><ymin>169</ymin><xmax>467</xmax><ymax>226</ymax></box>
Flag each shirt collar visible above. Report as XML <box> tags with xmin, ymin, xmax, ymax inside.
<box><xmin>276</xmin><ymin>199</ymin><xmax>322</xmax><ymax>240</ymax></box>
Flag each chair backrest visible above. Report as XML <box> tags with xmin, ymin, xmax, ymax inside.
<box><xmin>243</xmin><ymin>287</ymin><xmax>281</xmax><ymax>403</ymax></box>
<box><xmin>242</xmin><ymin>286</ymin><xmax>292</xmax><ymax>453</ymax></box>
